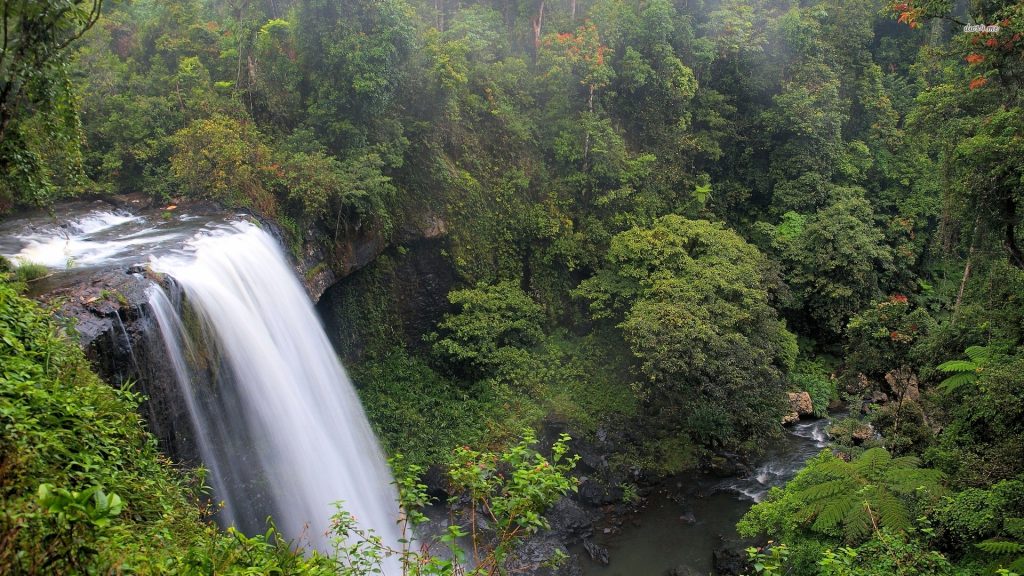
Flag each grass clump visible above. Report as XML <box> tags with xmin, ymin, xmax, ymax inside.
<box><xmin>13</xmin><ymin>260</ymin><xmax>49</xmax><ymax>283</ymax></box>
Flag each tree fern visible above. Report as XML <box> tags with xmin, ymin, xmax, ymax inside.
<box><xmin>872</xmin><ymin>489</ymin><xmax>911</xmax><ymax>534</ymax></box>
<box><xmin>937</xmin><ymin>345</ymin><xmax>991</xmax><ymax>394</ymax></box>
<box><xmin>851</xmin><ymin>447</ymin><xmax>892</xmax><ymax>478</ymax></box>
<box><xmin>842</xmin><ymin>498</ymin><xmax>875</xmax><ymax>543</ymax></box>
<box><xmin>812</xmin><ymin>493</ymin><xmax>859</xmax><ymax>532</ymax></box>
<box><xmin>792</xmin><ymin>448</ymin><xmax>944</xmax><ymax>544</ymax></box>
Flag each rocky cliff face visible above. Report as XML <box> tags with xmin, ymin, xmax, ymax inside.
<box><xmin>316</xmin><ymin>234</ymin><xmax>457</xmax><ymax>362</ymax></box>
<box><xmin>41</xmin><ymin>269</ymin><xmax>201</xmax><ymax>466</ymax></box>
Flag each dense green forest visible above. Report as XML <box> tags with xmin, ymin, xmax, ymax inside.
<box><xmin>3</xmin><ymin>0</ymin><xmax>1024</xmax><ymax>574</ymax></box>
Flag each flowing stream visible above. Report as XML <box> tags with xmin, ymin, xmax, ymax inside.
<box><xmin>3</xmin><ymin>206</ymin><xmax>402</xmax><ymax>567</ymax></box>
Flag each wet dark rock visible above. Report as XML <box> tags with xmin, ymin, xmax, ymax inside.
<box><xmin>41</xmin><ymin>268</ymin><xmax>200</xmax><ymax>466</ymax></box>
<box><xmin>258</xmin><ymin>210</ymin><xmax>449</xmax><ymax>303</ymax></box>
<box><xmin>317</xmin><ymin>235</ymin><xmax>457</xmax><ymax>361</ymax></box>
<box><xmin>577</xmin><ymin>476</ymin><xmax>622</xmax><ymax>506</ymax></box>
<box><xmin>582</xmin><ymin>538</ymin><xmax>610</xmax><ymax>566</ymax></box>
<box><xmin>712</xmin><ymin>542</ymin><xmax>749</xmax><ymax>576</ymax></box>
<box><xmin>666</xmin><ymin>566</ymin><xmax>701</xmax><ymax>576</ymax></box>
<box><xmin>708</xmin><ymin>453</ymin><xmax>751</xmax><ymax>478</ymax></box>
<box><xmin>422</xmin><ymin>465</ymin><xmax>450</xmax><ymax>501</ymax></box>
<box><xmin>547</xmin><ymin>498</ymin><xmax>599</xmax><ymax>544</ymax></box>
<box><xmin>860</xmin><ymin>390</ymin><xmax>890</xmax><ymax>414</ymax></box>
<box><xmin>506</xmin><ymin>533</ymin><xmax>582</xmax><ymax>576</ymax></box>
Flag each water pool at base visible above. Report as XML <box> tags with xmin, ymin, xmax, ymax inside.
<box><xmin>575</xmin><ymin>418</ymin><xmax>830</xmax><ymax>575</ymax></box>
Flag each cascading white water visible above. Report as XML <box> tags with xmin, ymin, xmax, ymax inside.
<box><xmin>719</xmin><ymin>417</ymin><xmax>832</xmax><ymax>503</ymax></box>
<box><xmin>146</xmin><ymin>220</ymin><xmax>401</xmax><ymax>565</ymax></box>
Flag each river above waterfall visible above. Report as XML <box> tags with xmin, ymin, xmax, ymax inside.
<box><xmin>0</xmin><ymin>200</ymin><xmax>240</xmax><ymax>293</ymax></box>
<box><xmin>575</xmin><ymin>418</ymin><xmax>830</xmax><ymax>575</ymax></box>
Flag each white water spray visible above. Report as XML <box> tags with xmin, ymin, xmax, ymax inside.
<box><xmin>146</xmin><ymin>221</ymin><xmax>401</xmax><ymax>564</ymax></box>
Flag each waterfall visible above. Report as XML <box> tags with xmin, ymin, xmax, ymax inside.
<box><xmin>145</xmin><ymin>220</ymin><xmax>401</xmax><ymax>564</ymax></box>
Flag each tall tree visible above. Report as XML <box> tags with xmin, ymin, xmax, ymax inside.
<box><xmin>0</xmin><ymin>0</ymin><xmax>103</xmax><ymax>211</ymax></box>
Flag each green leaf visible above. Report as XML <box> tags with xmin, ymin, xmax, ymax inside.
<box><xmin>977</xmin><ymin>540</ymin><xmax>1024</xmax><ymax>555</ymax></box>
<box><xmin>936</xmin><ymin>360</ymin><xmax>978</xmax><ymax>373</ymax></box>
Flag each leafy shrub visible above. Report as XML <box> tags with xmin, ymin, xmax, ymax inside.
<box><xmin>427</xmin><ymin>280</ymin><xmax>544</xmax><ymax>378</ymax></box>
<box><xmin>331</xmin><ymin>430</ymin><xmax>579</xmax><ymax>575</ymax></box>
<box><xmin>790</xmin><ymin>359</ymin><xmax>836</xmax><ymax>417</ymax></box>
<box><xmin>845</xmin><ymin>295</ymin><xmax>934</xmax><ymax>379</ymax></box>
<box><xmin>924</xmin><ymin>356</ymin><xmax>1024</xmax><ymax>487</ymax></box>
<box><xmin>353</xmin><ymin>348</ymin><xmax>492</xmax><ymax>466</ymax></box>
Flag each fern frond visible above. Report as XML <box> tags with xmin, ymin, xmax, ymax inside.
<box><xmin>939</xmin><ymin>371</ymin><xmax>978</xmax><ymax>393</ymax></box>
<box><xmin>873</xmin><ymin>491</ymin><xmax>911</xmax><ymax>533</ymax></box>
<box><xmin>936</xmin><ymin>359</ymin><xmax>978</xmax><ymax>373</ymax></box>
<box><xmin>1005</xmin><ymin>518</ymin><xmax>1024</xmax><ymax>539</ymax></box>
<box><xmin>888</xmin><ymin>455</ymin><xmax>921</xmax><ymax>469</ymax></box>
<box><xmin>814</xmin><ymin>458</ymin><xmax>853</xmax><ymax>478</ymax></box>
<box><xmin>843</xmin><ymin>502</ymin><xmax>874</xmax><ymax>543</ymax></box>
<box><xmin>852</xmin><ymin>448</ymin><xmax>891</xmax><ymax>477</ymax></box>
<box><xmin>796</xmin><ymin>499</ymin><xmax>825</xmax><ymax>524</ymax></box>
<box><xmin>977</xmin><ymin>540</ymin><xmax>1024</xmax><ymax>555</ymax></box>
<box><xmin>811</xmin><ymin>494</ymin><xmax>858</xmax><ymax>533</ymax></box>
<box><xmin>964</xmin><ymin>345</ymin><xmax>990</xmax><ymax>364</ymax></box>
<box><xmin>1008</xmin><ymin>556</ymin><xmax>1024</xmax><ymax>574</ymax></box>
<box><xmin>884</xmin><ymin>467</ymin><xmax>944</xmax><ymax>495</ymax></box>
<box><xmin>797</xmin><ymin>479</ymin><xmax>852</xmax><ymax>503</ymax></box>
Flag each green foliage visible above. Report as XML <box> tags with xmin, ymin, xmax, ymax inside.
<box><xmin>0</xmin><ymin>1</ymin><xmax>99</xmax><ymax>213</ymax></box>
<box><xmin>817</xmin><ymin>530</ymin><xmax>956</xmax><ymax>576</ymax></box>
<box><xmin>935</xmin><ymin>345</ymin><xmax>991</xmax><ymax>395</ymax></box>
<box><xmin>790</xmin><ymin>359</ymin><xmax>836</xmax><ymax>418</ymax></box>
<box><xmin>353</xmin><ymin>348</ymin><xmax>491</xmax><ymax>467</ymax></box>
<box><xmin>977</xmin><ymin>519</ymin><xmax>1024</xmax><ymax>575</ymax></box>
<box><xmin>298</xmin><ymin>0</ymin><xmax>415</xmax><ymax>152</ymax></box>
<box><xmin>428</xmin><ymin>281</ymin><xmax>544</xmax><ymax>378</ymax></box>
<box><xmin>745</xmin><ymin>543</ymin><xmax>789</xmax><ymax>576</ymax></box>
<box><xmin>168</xmin><ymin>114</ymin><xmax>276</xmax><ymax>211</ymax></box>
<box><xmin>280</xmin><ymin>149</ymin><xmax>396</xmax><ymax>237</ymax></box>
<box><xmin>925</xmin><ymin>355</ymin><xmax>1024</xmax><ymax>487</ymax></box>
<box><xmin>739</xmin><ymin>449</ymin><xmax>945</xmax><ymax>545</ymax></box>
<box><xmin>577</xmin><ymin>215</ymin><xmax>796</xmax><ymax>450</ymax></box>
<box><xmin>845</xmin><ymin>296</ymin><xmax>934</xmax><ymax>379</ymax></box>
<box><xmin>780</xmin><ymin>188</ymin><xmax>895</xmax><ymax>336</ymax></box>
<box><xmin>330</xmin><ymin>430</ymin><xmax>579</xmax><ymax>575</ymax></box>
<box><xmin>12</xmin><ymin>261</ymin><xmax>50</xmax><ymax>284</ymax></box>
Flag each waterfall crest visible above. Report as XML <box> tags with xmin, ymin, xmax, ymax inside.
<box><xmin>146</xmin><ymin>221</ymin><xmax>401</xmax><ymax>560</ymax></box>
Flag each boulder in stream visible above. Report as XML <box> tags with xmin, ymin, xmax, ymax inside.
<box><xmin>582</xmin><ymin>538</ymin><xmax>610</xmax><ymax>566</ymax></box>
<box><xmin>783</xmin><ymin>391</ymin><xmax>814</xmax><ymax>424</ymax></box>
<box><xmin>713</xmin><ymin>543</ymin><xmax>749</xmax><ymax>576</ymax></box>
